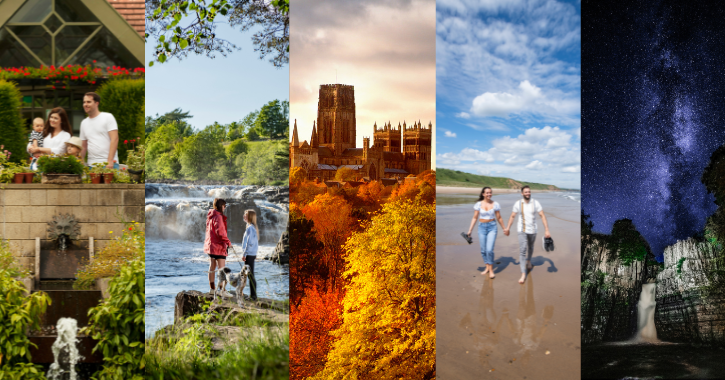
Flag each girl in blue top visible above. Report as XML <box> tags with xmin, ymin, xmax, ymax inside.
<box><xmin>242</xmin><ymin>209</ymin><xmax>259</xmax><ymax>300</ymax></box>
<box><xmin>466</xmin><ymin>187</ymin><xmax>507</xmax><ymax>278</ymax></box>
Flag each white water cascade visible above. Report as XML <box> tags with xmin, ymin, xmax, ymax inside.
<box><xmin>47</xmin><ymin>318</ymin><xmax>84</xmax><ymax>380</ymax></box>
<box><xmin>634</xmin><ymin>283</ymin><xmax>658</xmax><ymax>342</ymax></box>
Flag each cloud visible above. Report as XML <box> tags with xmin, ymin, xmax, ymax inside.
<box><xmin>436</xmin><ymin>125</ymin><xmax>581</xmax><ymax>187</ymax></box>
<box><xmin>444</xmin><ymin>130</ymin><xmax>457</xmax><ymax>138</ymax></box>
<box><xmin>436</xmin><ymin>0</ymin><xmax>580</xmax><ymax>127</ymax></box>
<box><xmin>456</xmin><ymin>112</ymin><xmax>470</xmax><ymax>119</ymax></box>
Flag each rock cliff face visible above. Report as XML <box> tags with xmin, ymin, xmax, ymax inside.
<box><xmin>581</xmin><ymin>234</ymin><xmax>659</xmax><ymax>344</ymax></box>
<box><xmin>655</xmin><ymin>238</ymin><xmax>725</xmax><ymax>344</ymax></box>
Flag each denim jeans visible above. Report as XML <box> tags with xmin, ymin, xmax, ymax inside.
<box><xmin>478</xmin><ymin>221</ymin><xmax>497</xmax><ymax>265</ymax></box>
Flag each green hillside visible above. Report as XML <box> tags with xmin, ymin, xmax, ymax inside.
<box><xmin>436</xmin><ymin>168</ymin><xmax>559</xmax><ymax>190</ymax></box>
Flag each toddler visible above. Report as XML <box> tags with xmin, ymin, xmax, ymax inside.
<box><xmin>29</xmin><ymin>117</ymin><xmax>44</xmax><ymax>158</ymax></box>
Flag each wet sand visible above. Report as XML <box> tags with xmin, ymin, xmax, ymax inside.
<box><xmin>436</xmin><ymin>190</ymin><xmax>581</xmax><ymax>379</ymax></box>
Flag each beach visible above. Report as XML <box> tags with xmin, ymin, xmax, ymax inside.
<box><xmin>436</xmin><ymin>189</ymin><xmax>581</xmax><ymax>379</ymax></box>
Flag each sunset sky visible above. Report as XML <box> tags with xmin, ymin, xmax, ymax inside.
<box><xmin>290</xmin><ymin>0</ymin><xmax>436</xmax><ymax>164</ymax></box>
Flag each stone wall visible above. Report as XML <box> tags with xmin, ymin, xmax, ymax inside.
<box><xmin>0</xmin><ymin>184</ymin><xmax>145</xmax><ymax>273</ymax></box>
<box><xmin>581</xmin><ymin>234</ymin><xmax>659</xmax><ymax>344</ymax></box>
<box><xmin>655</xmin><ymin>238</ymin><xmax>725</xmax><ymax>344</ymax></box>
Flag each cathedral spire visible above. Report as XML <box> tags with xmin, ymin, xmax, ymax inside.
<box><xmin>311</xmin><ymin>121</ymin><xmax>318</xmax><ymax>148</ymax></box>
<box><xmin>292</xmin><ymin>119</ymin><xmax>299</xmax><ymax>147</ymax></box>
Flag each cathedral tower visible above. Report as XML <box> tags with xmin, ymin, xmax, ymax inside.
<box><xmin>403</xmin><ymin>121</ymin><xmax>433</xmax><ymax>175</ymax></box>
<box><xmin>317</xmin><ymin>84</ymin><xmax>356</xmax><ymax>155</ymax></box>
<box><xmin>373</xmin><ymin>121</ymin><xmax>402</xmax><ymax>153</ymax></box>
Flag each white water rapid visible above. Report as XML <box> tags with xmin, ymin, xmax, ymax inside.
<box><xmin>47</xmin><ymin>318</ymin><xmax>83</xmax><ymax>380</ymax></box>
<box><xmin>634</xmin><ymin>283</ymin><xmax>658</xmax><ymax>342</ymax></box>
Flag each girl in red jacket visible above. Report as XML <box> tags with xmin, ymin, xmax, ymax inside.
<box><xmin>204</xmin><ymin>198</ymin><xmax>232</xmax><ymax>293</ymax></box>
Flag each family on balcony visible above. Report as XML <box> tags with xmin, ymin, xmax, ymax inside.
<box><xmin>27</xmin><ymin>92</ymin><xmax>119</xmax><ymax>170</ymax></box>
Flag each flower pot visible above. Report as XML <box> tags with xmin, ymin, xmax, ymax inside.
<box><xmin>41</xmin><ymin>173</ymin><xmax>82</xmax><ymax>184</ymax></box>
<box><xmin>103</xmin><ymin>173</ymin><xmax>114</xmax><ymax>184</ymax></box>
<box><xmin>128</xmin><ymin>168</ymin><xmax>144</xmax><ymax>183</ymax></box>
<box><xmin>90</xmin><ymin>173</ymin><xmax>102</xmax><ymax>184</ymax></box>
<box><xmin>24</xmin><ymin>172</ymin><xmax>34</xmax><ymax>183</ymax></box>
<box><xmin>13</xmin><ymin>173</ymin><xmax>24</xmax><ymax>183</ymax></box>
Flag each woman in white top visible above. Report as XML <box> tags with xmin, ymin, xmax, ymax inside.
<box><xmin>27</xmin><ymin>107</ymin><xmax>72</xmax><ymax>169</ymax></box>
<box><xmin>466</xmin><ymin>187</ymin><xmax>507</xmax><ymax>278</ymax></box>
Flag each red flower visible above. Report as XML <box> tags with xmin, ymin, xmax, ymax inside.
<box><xmin>93</xmin><ymin>60</ymin><xmax>96</xmax><ymax>63</ymax></box>
<box><xmin>129</xmin><ymin>227</ymin><xmax>133</xmax><ymax>231</ymax></box>
<box><xmin>124</xmin><ymin>140</ymin><xmax>128</xmax><ymax>144</ymax></box>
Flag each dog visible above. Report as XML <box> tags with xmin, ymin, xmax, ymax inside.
<box><xmin>208</xmin><ymin>265</ymin><xmax>251</xmax><ymax>307</ymax></box>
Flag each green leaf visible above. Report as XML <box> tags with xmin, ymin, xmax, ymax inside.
<box><xmin>180</xmin><ymin>39</ymin><xmax>189</xmax><ymax>49</ymax></box>
<box><xmin>159</xmin><ymin>54</ymin><xmax>167</xmax><ymax>63</ymax></box>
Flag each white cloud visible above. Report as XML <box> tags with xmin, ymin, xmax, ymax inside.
<box><xmin>525</xmin><ymin>160</ymin><xmax>544</xmax><ymax>170</ymax></box>
<box><xmin>436</xmin><ymin>125</ymin><xmax>581</xmax><ymax>188</ymax></box>
<box><xmin>444</xmin><ymin>130</ymin><xmax>457</xmax><ymax>138</ymax></box>
<box><xmin>456</xmin><ymin>112</ymin><xmax>471</xmax><ymax>119</ymax></box>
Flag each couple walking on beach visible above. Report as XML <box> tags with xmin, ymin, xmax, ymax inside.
<box><xmin>465</xmin><ymin>186</ymin><xmax>552</xmax><ymax>284</ymax></box>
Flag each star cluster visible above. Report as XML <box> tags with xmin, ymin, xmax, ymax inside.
<box><xmin>582</xmin><ymin>0</ymin><xmax>725</xmax><ymax>260</ymax></box>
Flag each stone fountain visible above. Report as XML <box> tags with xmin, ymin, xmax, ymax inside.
<box><xmin>28</xmin><ymin>214</ymin><xmax>103</xmax><ymax>375</ymax></box>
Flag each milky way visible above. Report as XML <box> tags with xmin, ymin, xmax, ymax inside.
<box><xmin>582</xmin><ymin>0</ymin><xmax>725</xmax><ymax>260</ymax></box>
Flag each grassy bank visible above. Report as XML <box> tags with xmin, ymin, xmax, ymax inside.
<box><xmin>145</xmin><ymin>300</ymin><xmax>289</xmax><ymax>379</ymax></box>
<box><xmin>436</xmin><ymin>168</ymin><xmax>560</xmax><ymax>190</ymax></box>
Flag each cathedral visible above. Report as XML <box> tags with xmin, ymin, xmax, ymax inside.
<box><xmin>290</xmin><ymin>84</ymin><xmax>432</xmax><ymax>181</ymax></box>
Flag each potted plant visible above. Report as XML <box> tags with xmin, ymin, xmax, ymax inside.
<box><xmin>37</xmin><ymin>155</ymin><xmax>84</xmax><ymax>184</ymax></box>
<box><xmin>89</xmin><ymin>163</ymin><xmax>107</xmax><ymax>184</ymax></box>
<box><xmin>124</xmin><ymin>140</ymin><xmax>145</xmax><ymax>183</ymax></box>
<box><xmin>23</xmin><ymin>168</ymin><xmax>36</xmax><ymax>183</ymax></box>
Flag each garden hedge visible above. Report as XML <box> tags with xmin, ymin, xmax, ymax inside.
<box><xmin>0</xmin><ymin>80</ymin><xmax>27</xmax><ymax>163</ymax></box>
<box><xmin>97</xmin><ymin>79</ymin><xmax>145</xmax><ymax>164</ymax></box>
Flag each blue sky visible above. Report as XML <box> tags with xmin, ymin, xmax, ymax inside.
<box><xmin>436</xmin><ymin>0</ymin><xmax>581</xmax><ymax>189</ymax></box>
<box><xmin>145</xmin><ymin>23</ymin><xmax>289</xmax><ymax>129</ymax></box>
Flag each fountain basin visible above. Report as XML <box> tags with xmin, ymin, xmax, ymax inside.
<box><xmin>40</xmin><ymin>250</ymin><xmax>89</xmax><ymax>279</ymax></box>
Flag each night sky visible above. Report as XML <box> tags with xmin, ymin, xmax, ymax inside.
<box><xmin>582</xmin><ymin>0</ymin><xmax>725</xmax><ymax>260</ymax></box>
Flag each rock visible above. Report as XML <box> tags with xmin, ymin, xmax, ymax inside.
<box><xmin>272</xmin><ymin>229</ymin><xmax>289</xmax><ymax>264</ymax></box>
<box><xmin>174</xmin><ymin>290</ymin><xmax>213</xmax><ymax>324</ymax></box>
<box><xmin>655</xmin><ymin>238</ymin><xmax>725</xmax><ymax>344</ymax></box>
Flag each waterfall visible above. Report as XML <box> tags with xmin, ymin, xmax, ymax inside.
<box><xmin>145</xmin><ymin>184</ymin><xmax>288</xmax><ymax>244</ymax></box>
<box><xmin>634</xmin><ymin>283</ymin><xmax>658</xmax><ymax>342</ymax></box>
<box><xmin>47</xmin><ymin>318</ymin><xmax>83</xmax><ymax>380</ymax></box>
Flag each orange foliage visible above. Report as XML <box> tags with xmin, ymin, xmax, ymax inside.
<box><xmin>390</xmin><ymin>173</ymin><xmax>436</xmax><ymax>205</ymax></box>
<box><xmin>301</xmin><ymin>193</ymin><xmax>357</xmax><ymax>285</ymax></box>
<box><xmin>292</xmin><ymin>180</ymin><xmax>326</xmax><ymax>205</ymax></box>
<box><xmin>357</xmin><ymin>181</ymin><xmax>385</xmax><ymax>210</ymax></box>
<box><xmin>290</xmin><ymin>284</ymin><xmax>345</xmax><ymax>380</ymax></box>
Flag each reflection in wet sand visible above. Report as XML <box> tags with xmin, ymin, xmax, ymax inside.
<box><xmin>460</xmin><ymin>276</ymin><xmax>554</xmax><ymax>369</ymax></box>
<box><xmin>437</xmin><ymin>192</ymin><xmax>580</xmax><ymax>379</ymax></box>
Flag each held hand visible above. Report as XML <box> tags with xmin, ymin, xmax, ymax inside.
<box><xmin>545</xmin><ymin>231</ymin><xmax>551</xmax><ymax>238</ymax></box>
<box><xmin>242</xmin><ymin>255</ymin><xmax>246</xmax><ymax>261</ymax></box>
<box><xmin>105</xmin><ymin>163</ymin><xmax>114</xmax><ymax>170</ymax></box>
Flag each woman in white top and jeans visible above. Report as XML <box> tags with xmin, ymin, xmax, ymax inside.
<box><xmin>27</xmin><ymin>107</ymin><xmax>72</xmax><ymax>169</ymax></box>
<box><xmin>466</xmin><ymin>187</ymin><xmax>507</xmax><ymax>278</ymax></box>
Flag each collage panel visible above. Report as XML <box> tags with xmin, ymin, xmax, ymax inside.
<box><xmin>143</xmin><ymin>0</ymin><xmax>290</xmax><ymax>378</ymax></box>
<box><xmin>435</xmin><ymin>0</ymin><xmax>582</xmax><ymax>378</ymax></box>
<box><xmin>0</xmin><ymin>0</ymin><xmax>146</xmax><ymax>378</ymax></box>
<box><xmin>288</xmin><ymin>0</ymin><xmax>436</xmax><ymax>378</ymax></box>
<box><xmin>581</xmin><ymin>1</ymin><xmax>725</xmax><ymax>378</ymax></box>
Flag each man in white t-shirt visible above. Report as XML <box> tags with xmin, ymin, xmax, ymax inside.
<box><xmin>504</xmin><ymin>186</ymin><xmax>551</xmax><ymax>284</ymax></box>
<box><xmin>79</xmin><ymin>92</ymin><xmax>119</xmax><ymax>169</ymax></box>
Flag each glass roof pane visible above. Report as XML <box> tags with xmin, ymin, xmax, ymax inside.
<box><xmin>71</xmin><ymin>28</ymin><xmax>142</xmax><ymax>68</ymax></box>
<box><xmin>56</xmin><ymin>25</ymin><xmax>97</xmax><ymax>64</ymax></box>
<box><xmin>7</xmin><ymin>25</ymin><xmax>51</xmax><ymax>64</ymax></box>
<box><xmin>0</xmin><ymin>28</ymin><xmax>41</xmax><ymax>67</ymax></box>
<box><xmin>44</xmin><ymin>13</ymin><xmax>63</xmax><ymax>33</ymax></box>
<box><xmin>55</xmin><ymin>0</ymin><xmax>98</xmax><ymax>23</ymax></box>
<box><xmin>8</xmin><ymin>0</ymin><xmax>52</xmax><ymax>23</ymax></box>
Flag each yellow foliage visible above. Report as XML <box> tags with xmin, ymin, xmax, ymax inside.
<box><xmin>75</xmin><ymin>221</ymin><xmax>145</xmax><ymax>289</ymax></box>
<box><xmin>312</xmin><ymin>198</ymin><xmax>436</xmax><ymax>380</ymax></box>
<box><xmin>335</xmin><ymin>167</ymin><xmax>357</xmax><ymax>182</ymax></box>
<box><xmin>290</xmin><ymin>166</ymin><xmax>307</xmax><ymax>185</ymax></box>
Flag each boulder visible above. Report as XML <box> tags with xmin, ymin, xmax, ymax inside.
<box><xmin>272</xmin><ymin>229</ymin><xmax>289</xmax><ymax>264</ymax></box>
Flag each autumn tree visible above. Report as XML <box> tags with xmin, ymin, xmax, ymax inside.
<box><xmin>290</xmin><ymin>166</ymin><xmax>307</xmax><ymax>186</ymax></box>
<box><xmin>312</xmin><ymin>197</ymin><xmax>436</xmax><ymax>380</ymax></box>
<box><xmin>290</xmin><ymin>285</ymin><xmax>344</xmax><ymax>380</ymax></box>
<box><xmin>357</xmin><ymin>180</ymin><xmax>385</xmax><ymax>211</ymax></box>
<box><xmin>302</xmin><ymin>193</ymin><xmax>357</xmax><ymax>286</ymax></box>
<box><xmin>390</xmin><ymin>174</ymin><xmax>435</xmax><ymax>205</ymax></box>
<box><xmin>334</xmin><ymin>167</ymin><xmax>357</xmax><ymax>182</ymax></box>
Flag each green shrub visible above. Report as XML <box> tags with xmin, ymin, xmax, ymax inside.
<box><xmin>36</xmin><ymin>155</ymin><xmax>85</xmax><ymax>174</ymax></box>
<box><xmin>0</xmin><ymin>239</ymin><xmax>50</xmax><ymax>379</ymax></box>
<box><xmin>83</xmin><ymin>259</ymin><xmax>145</xmax><ymax>380</ymax></box>
<box><xmin>96</xmin><ymin>79</ymin><xmax>145</xmax><ymax>164</ymax></box>
<box><xmin>0</xmin><ymin>80</ymin><xmax>27</xmax><ymax>164</ymax></box>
